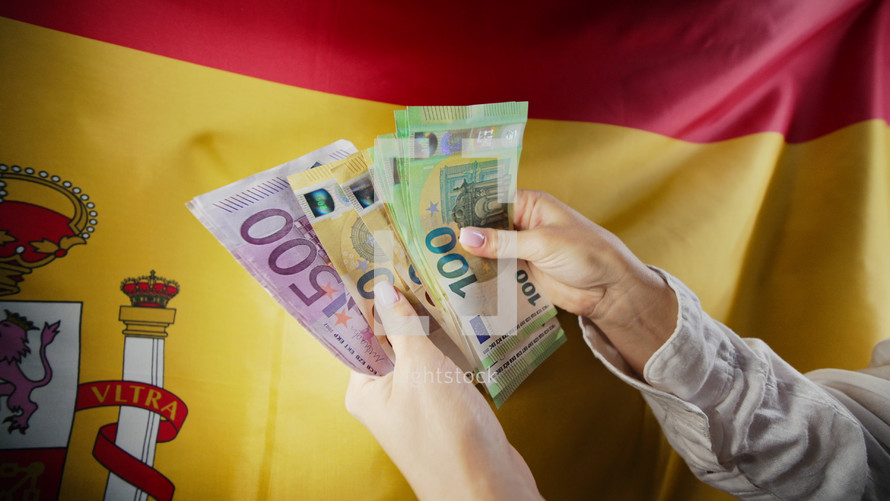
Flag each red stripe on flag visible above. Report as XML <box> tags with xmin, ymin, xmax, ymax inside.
<box><xmin>2</xmin><ymin>0</ymin><xmax>887</xmax><ymax>142</ymax></box>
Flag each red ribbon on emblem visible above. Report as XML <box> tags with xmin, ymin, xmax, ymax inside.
<box><xmin>76</xmin><ymin>380</ymin><xmax>188</xmax><ymax>501</ymax></box>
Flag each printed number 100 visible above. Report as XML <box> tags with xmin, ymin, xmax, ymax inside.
<box><xmin>425</xmin><ymin>227</ymin><xmax>477</xmax><ymax>298</ymax></box>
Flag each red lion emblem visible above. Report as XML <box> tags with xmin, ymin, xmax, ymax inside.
<box><xmin>0</xmin><ymin>309</ymin><xmax>60</xmax><ymax>433</ymax></box>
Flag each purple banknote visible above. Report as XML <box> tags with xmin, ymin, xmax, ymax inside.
<box><xmin>187</xmin><ymin>140</ymin><xmax>394</xmax><ymax>376</ymax></box>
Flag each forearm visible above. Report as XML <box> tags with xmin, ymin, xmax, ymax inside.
<box><xmin>395</xmin><ymin>438</ymin><xmax>541</xmax><ymax>501</ymax></box>
<box><xmin>586</xmin><ymin>261</ymin><xmax>678</xmax><ymax>377</ymax></box>
<box><xmin>583</xmin><ymin>269</ymin><xmax>869</xmax><ymax>499</ymax></box>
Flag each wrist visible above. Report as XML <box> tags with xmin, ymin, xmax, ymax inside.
<box><xmin>587</xmin><ymin>264</ymin><xmax>678</xmax><ymax>376</ymax></box>
<box><xmin>459</xmin><ymin>448</ymin><xmax>542</xmax><ymax>501</ymax></box>
<box><xmin>404</xmin><ymin>441</ymin><xmax>541</xmax><ymax>501</ymax></box>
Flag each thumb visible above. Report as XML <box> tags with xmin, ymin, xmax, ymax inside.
<box><xmin>459</xmin><ymin>226</ymin><xmax>543</xmax><ymax>262</ymax></box>
<box><xmin>372</xmin><ymin>281</ymin><xmax>434</xmax><ymax>362</ymax></box>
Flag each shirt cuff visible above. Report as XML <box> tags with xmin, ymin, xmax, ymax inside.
<box><xmin>579</xmin><ymin>266</ymin><xmax>742</xmax><ymax>406</ymax></box>
<box><xmin>577</xmin><ymin>268</ymin><xmax>723</xmax><ymax>472</ymax></box>
<box><xmin>579</xmin><ymin>267</ymin><xmax>694</xmax><ymax>393</ymax></box>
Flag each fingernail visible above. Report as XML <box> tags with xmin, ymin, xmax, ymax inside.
<box><xmin>373</xmin><ymin>281</ymin><xmax>400</xmax><ymax>306</ymax></box>
<box><xmin>459</xmin><ymin>228</ymin><xmax>485</xmax><ymax>248</ymax></box>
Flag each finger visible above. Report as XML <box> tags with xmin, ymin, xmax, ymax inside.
<box><xmin>373</xmin><ymin>281</ymin><xmax>434</xmax><ymax>360</ymax></box>
<box><xmin>514</xmin><ymin>189</ymin><xmax>583</xmax><ymax>230</ymax></box>
<box><xmin>513</xmin><ymin>189</ymin><xmax>540</xmax><ymax>230</ymax></box>
<box><xmin>345</xmin><ymin>369</ymin><xmax>378</xmax><ymax>420</ymax></box>
<box><xmin>459</xmin><ymin>226</ymin><xmax>547</xmax><ymax>263</ymax></box>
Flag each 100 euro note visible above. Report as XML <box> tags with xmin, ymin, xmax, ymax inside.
<box><xmin>386</xmin><ymin>110</ymin><xmax>508</xmax><ymax>363</ymax></box>
<box><xmin>371</xmin><ymin>135</ymin><xmax>479</xmax><ymax>365</ymax></box>
<box><xmin>186</xmin><ymin>140</ymin><xmax>393</xmax><ymax>376</ymax></box>
<box><xmin>372</xmin><ymin>133</ymin><xmax>465</xmax><ymax>335</ymax></box>
<box><xmin>395</xmin><ymin>104</ymin><xmax>564</xmax><ymax>370</ymax></box>
<box><xmin>359</xmin><ymin>144</ymin><xmax>565</xmax><ymax>406</ymax></box>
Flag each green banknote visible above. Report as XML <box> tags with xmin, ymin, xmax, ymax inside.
<box><xmin>393</xmin><ymin>102</ymin><xmax>564</xmax><ymax>370</ymax></box>
<box><xmin>336</xmin><ymin>145</ymin><xmax>566</xmax><ymax>406</ymax></box>
<box><xmin>371</xmin><ymin>134</ymin><xmax>475</xmax><ymax>362</ymax></box>
<box><xmin>485</xmin><ymin>315</ymin><xmax>565</xmax><ymax>407</ymax></box>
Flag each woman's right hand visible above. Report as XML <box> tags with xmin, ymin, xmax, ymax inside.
<box><xmin>458</xmin><ymin>190</ymin><xmax>678</xmax><ymax>376</ymax></box>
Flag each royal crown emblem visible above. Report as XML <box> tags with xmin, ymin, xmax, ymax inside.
<box><xmin>120</xmin><ymin>270</ymin><xmax>180</xmax><ymax>308</ymax></box>
<box><xmin>0</xmin><ymin>164</ymin><xmax>97</xmax><ymax>296</ymax></box>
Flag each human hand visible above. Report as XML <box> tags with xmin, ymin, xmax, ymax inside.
<box><xmin>345</xmin><ymin>281</ymin><xmax>542</xmax><ymax>501</ymax></box>
<box><xmin>458</xmin><ymin>190</ymin><xmax>678</xmax><ymax>376</ymax></box>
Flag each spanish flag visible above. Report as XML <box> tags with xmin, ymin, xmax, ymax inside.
<box><xmin>1</xmin><ymin>1</ymin><xmax>887</xmax><ymax>500</ymax></box>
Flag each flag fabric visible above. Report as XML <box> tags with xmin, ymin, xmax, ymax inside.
<box><xmin>0</xmin><ymin>1</ymin><xmax>887</xmax><ymax>499</ymax></box>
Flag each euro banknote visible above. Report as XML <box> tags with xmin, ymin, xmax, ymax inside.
<box><xmin>331</xmin><ymin>152</ymin><xmax>475</xmax><ymax>372</ymax></box>
<box><xmin>362</xmin><ymin>140</ymin><xmax>567</xmax><ymax>406</ymax></box>
<box><xmin>287</xmin><ymin>162</ymin><xmax>397</xmax><ymax>331</ymax></box>
<box><xmin>330</xmin><ymin>151</ymin><xmax>445</xmax><ymax>329</ymax></box>
<box><xmin>187</xmin><ymin>141</ymin><xmax>394</xmax><ymax>376</ymax></box>
<box><xmin>188</xmin><ymin>103</ymin><xmax>567</xmax><ymax>407</ymax></box>
<box><xmin>390</xmin><ymin>103</ymin><xmax>565</xmax><ymax>371</ymax></box>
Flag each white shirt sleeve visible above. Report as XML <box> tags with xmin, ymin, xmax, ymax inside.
<box><xmin>580</xmin><ymin>268</ymin><xmax>890</xmax><ymax>500</ymax></box>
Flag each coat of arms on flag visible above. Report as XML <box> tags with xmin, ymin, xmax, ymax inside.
<box><xmin>0</xmin><ymin>165</ymin><xmax>98</xmax><ymax>297</ymax></box>
<box><xmin>0</xmin><ymin>159</ymin><xmax>190</xmax><ymax>500</ymax></box>
<box><xmin>0</xmin><ymin>276</ymin><xmax>189</xmax><ymax>501</ymax></box>
<box><xmin>0</xmin><ymin>300</ymin><xmax>81</xmax><ymax>500</ymax></box>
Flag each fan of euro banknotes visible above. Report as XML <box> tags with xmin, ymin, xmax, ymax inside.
<box><xmin>188</xmin><ymin>102</ymin><xmax>565</xmax><ymax>407</ymax></box>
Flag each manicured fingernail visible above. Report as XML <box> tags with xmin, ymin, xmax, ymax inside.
<box><xmin>459</xmin><ymin>228</ymin><xmax>485</xmax><ymax>248</ymax></box>
<box><xmin>374</xmin><ymin>281</ymin><xmax>400</xmax><ymax>306</ymax></box>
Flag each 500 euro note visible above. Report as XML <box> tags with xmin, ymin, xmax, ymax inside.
<box><xmin>187</xmin><ymin>140</ymin><xmax>394</xmax><ymax>376</ymax></box>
